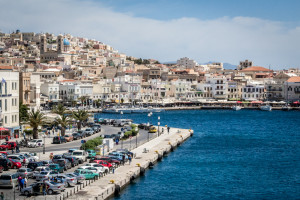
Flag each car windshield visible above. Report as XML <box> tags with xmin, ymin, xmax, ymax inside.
<box><xmin>73</xmin><ymin>152</ymin><xmax>82</xmax><ymax>155</ymax></box>
<box><xmin>1</xmin><ymin>142</ymin><xmax>7</xmax><ymax>145</ymax></box>
<box><xmin>49</xmin><ymin>165</ymin><xmax>57</xmax><ymax>168</ymax></box>
<box><xmin>30</xmin><ymin>140</ymin><xmax>37</xmax><ymax>143</ymax></box>
<box><xmin>53</xmin><ymin>155</ymin><xmax>61</xmax><ymax>159</ymax></box>
<box><xmin>40</xmin><ymin>172</ymin><xmax>48</xmax><ymax>175</ymax></box>
<box><xmin>66</xmin><ymin>174</ymin><xmax>75</xmax><ymax>177</ymax></box>
<box><xmin>65</xmin><ymin>135</ymin><xmax>69</xmax><ymax>137</ymax></box>
<box><xmin>49</xmin><ymin>182</ymin><xmax>60</xmax><ymax>185</ymax></box>
<box><xmin>18</xmin><ymin>169</ymin><xmax>26</xmax><ymax>172</ymax></box>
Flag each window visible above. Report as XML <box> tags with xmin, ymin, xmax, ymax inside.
<box><xmin>12</xmin><ymin>115</ymin><xmax>14</xmax><ymax>123</ymax></box>
<box><xmin>4</xmin><ymin>116</ymin><xmax>7</xmax><ymax>124</ymax></box>
<box><xmin>5</xmin><ymin>99</ymin><xmax>7</xmax><ymax>111</ymax></box>
<box><xmin>12</xmin><ymin>99</ymin><xmax>14</xmax><ymax>106</ymax></box>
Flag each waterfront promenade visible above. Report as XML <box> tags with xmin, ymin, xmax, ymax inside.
<box><xmin>68</xmin><ymin>127</ymin><xmax>192</xmax><ymax>200</ymax></box>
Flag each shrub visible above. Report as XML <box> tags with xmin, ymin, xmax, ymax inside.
<box><xmin>81</xmin><ymin>136</ymin><xmax>103</xmax><ymax>150</ymax></box>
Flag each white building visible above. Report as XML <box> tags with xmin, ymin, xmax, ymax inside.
<box><xmin>0</xmin><ymin>71</ymin><xmax>20</xmax><ymax>136</ymax></box>
<box><xmin>177</xmin><ymin>57</ymin><xmax>198</xmax><ymax>69</ymax></box>
<box><xmin>30</xmin><ymin>74</ymin><xmax>41</xmax><ymax>111</ymax></box>
<box><xmin>206</xmin><ymin>74</ymin><xmax>228</xmax><ymax>100</ymax></box>
<box><xmin>40</xmin><ymin>82</ymin><xmax>60</xmax><ymax>103</ymax></box>
<box><xmin>284</xmin><ymin>77</ymin><xmax>300</xmax><ymax>102</ymax></box>
<box><xmin>242</xmin><ymin>81</ymin><xmax>265</xmax><ymax>101</ymax></box>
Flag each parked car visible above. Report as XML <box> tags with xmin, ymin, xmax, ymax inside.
<box><xmin>0</xmin><ymin>166</ymin><xmax>4</xmax><ymax>173</ymax></box>
<box><xmin>92</xmin><ymin>160</ymin><xmax>112</xmax><ymax>169</ymax></box>
<box><xmin>42</xmin><ymin>160</ymin><xmax>53</xmax><ymax>167</ymax></box>
<box><xmin>49</xmin><ymin>164</ymin><xmax>64</xmax><ymax>173</ymax></box>
<box><xmin>21</xmin><ymin>181</ymin><xmax>65</xmax><ymax>195</ymax></box>
<box><xmin>27</xmin><ymin>139</ymin><xmax>44</xmax><ymax>148</ymax></box>
<box><xmin>27</xmin><ymin>162</ymin><xmax>44</xmax><ymax>171</ymax></box>
<box><xmin>87</xmin><ymin>149</ymin><xmax>96</xmax><ymax>158</ymax></box>
<box><xmin>0</xmin><ymin>158</ymin><xmax>12</xmax><ymax>170</ymax></box>
<box><xmin>65</xmin><ymin>173</ymin><xmax>85</xmax><ymax>184</ymax></box>
<box><xmin>64</xmin><ymin>135</ymin><xmax>74</xmax><ymax>142</ymax></box>
<box><xmin>138</xmin><ymin>123</ymin><xmax>148</xmax><ymax>129</ymax></box>
<box><xmin>52</xmin><ymin>155</ymin><xmax>64</xmax><ymax>163</ymax></box>
<box><xmin>50</xmin><ymin>174</ymin><xmax>77</xmax><ymax>187</ymax></box>
<box><xmin>17</xmin><ymin>168</ymin><xmax>33</xmax><ymax>178</ymax></box>
<box><xmin>35</xmin><ymin>171</ymin><xmax>59</xmax><ymax>181</ymax></box>
<box><xmin>84</xmin><ymin>163</ymin><xmax>109</xmax><ymax>174</ymax></box>
<box><xmin>0</xmin><ymin>173</ymin><xmax>18</xmax><ymax>187</ymax></box>
<box><xmin>64</xmin><ymin>156</ymin><xmax>79</xmax><ymax>167</ymax></box>
<box><xmin>8</xmin><ymin>159</ymin><xmax>22</xmax><ymax>169</ymax></box>
<box><xmin>7</xmin><ymin>155</ymin><xmax>28</xmax><ymax>164</ymax></box>
<box><xmin>16</xmin><ymin>153</ymin><xmax>37</xmax><ymax>162</ymax></box>
<box><xmin>78</xmin><ymin>166</ymin><xmax>103</xmax><ymax>176</ymax></box>
<box><xmin>0</xmin><ymin>142</ymin><xmax>17</xmax><ymax>150</ymax></box>
<box><xmin>53</xmin><ymin>136</ymin><xmax>67</xmax><ymax>144</ymax></box>
<box><xmin>84</xmin><ymin>128</ymin><xmax>94</xmax><ymax>136</ymax></box>
<box><xmin>56</xmin><ymin>159</ymin><xmax>72</xmax><ymax>171</ymax></box>
<box><xmin>33</xmin><ymin>166</ymin><xmax>50</xmax><ymax>178</ymax></box>
<box><xmin>72</xmin><ymin>133</ymin><xmax>82</xmax><ymax>140</ymax></box>
<box><xmin>72</xmin><ymin>150</ymin><xmax>88</xmax><ymax>164</ymax></box>
<box><xmin>73</xmin><ymin>169</ymin><xmax>99</xmax><ymax>180</ymax></box>
<box><xmin>116</xmin><ymin>149</ymin><xmax>134</xmax><ymax>157</ymax></box>
<box><xmin>94</xmin><ymin>156</ymin><xmax>120</xmax><ymax>167</ymax></box>
<box><xmin>68</xmin><ymin>149</ymin><xmax>78</xmax><ymax>154</ymax></box>
<box><xmin>92</xmin><ymin>125</ymin><xmax>101</xmax><ymax>133</ymax></box>
<box><xmin>77</xmin><ymin>130</ymin><xmax>86</xmax><ymax>138</ymax></box>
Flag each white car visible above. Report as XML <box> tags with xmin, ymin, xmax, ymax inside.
<box><xmin>72</xmin><ymin>150</ymin><xmax>87</xmax><ymax>164</ymax></box>
<box><xmin>7</xmin><ymin>154</ymin><xmax>29</xmax><ymax>163</ymax></box>
<box><xmin>83</xmin><ymin>163</ymin><xmax>109</xmax><ymax>174</ymax></box>
<box><xmin>27</xmin><ymin>139</ymin><xmax>44</xmax><ymax>148</ymax></box>
<box><xmin>20</xmin><ymin>152</ymin><xmax>39</xmax><ymax>161</ymax></box>
<box><xmin>33</xmin><ymin>166</ymin><xmax>50</xmax><ymax>178</ymax></box>
<box><xmin>78</xmin><ymin>166</ymin><xmax>103</xmax><ymax>176</ymax></box>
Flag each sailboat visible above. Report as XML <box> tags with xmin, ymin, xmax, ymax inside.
<box><xmin>260</xmin><ymin>66</ymin><xmax>272</xmax><ymax>111</ymax></box>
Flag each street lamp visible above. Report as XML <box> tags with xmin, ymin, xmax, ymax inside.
<box><xmin>158</xmin><ymin>116</ymin><xmax>160</xmax><ymax>137</ymax></box>
<box><xmin>135</xmin><ymin>127</ymin><xmax>138</xmax><ymax>148</ymax></box>
<box><xmin>43</xmin><ymin>134</ymin><xmax>46</xmax><ymax>154</ymax></box>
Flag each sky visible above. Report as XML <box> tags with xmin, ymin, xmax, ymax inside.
<box><xmin>0</xmin><ymin>0</ymin><xmax>300</xmax><ymax>69</ymax></box>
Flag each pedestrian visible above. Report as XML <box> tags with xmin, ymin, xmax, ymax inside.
<box><xmin>49</xmin><ymin>153</ymin><xmax>54</xmax><ymax>160</ymax></box>
<box><xmin>162</xmin><ymin>128</ymin><xmax>164</xmax><ymax>134</ymax></box>
<box><xmin>24</xmin><ymin>177</ymin><xmax>27</xmax><ymax>188</ymax></box>
<box><xmin>16</xmin><ymin>144</ymin><xmax>19</xmax><ymax>153</ymax></box>
<box><xmin>19</xmin><ymin>178</ymin><xmax>24</xmax><ymax>191</ymax></box>
<box><xmin>128</xmin><ymin>155</ymin><xmax>132</xmax><ymax>165</ymax></box>
<box><xmin>43</xmin><ymin>182</ymin><xmax>47</xmax><ymax>196</ymax></box>
<box><xmin>112</xmin><ymin>166</ymin><xmax>115</xmax><ymax>174</ymax></box>
<box><xmin>5</xmin><ymin>136</ymin><xmax>8</xmax><ymax>142</ymax></box>
<box><xmin>40</xmin><ymin>183</ymin><xmax>43</xmax><ymax>194</ymax></box>
<box><xmin>116</xmin><ymin>139</ymin><xmax>119</xmax><ymax>145</ymax></box>
<box><xmin>122</xmin><ymin>154</ymin><xmax>125</xmax><ymax>165</ymax></box>
<box><xmin>167</xmin><ymin>126</ymin><xmax>170</xmax><ymax>134</ymax></box>
<box><xmin>10</xmin><ymin>143</ymin><xmax>14</xmax><ymax>154</ymax></box>
<box><xmin>17</xmin><ymin>175</ymin><xmax>22</xmax><ymax>190</ymax></box>
<box><xmin>23</xmin><ymin>158</ymin><xmax>26</xmax><ymax>167</ymax></box>
<box><xmin>0</xmin><ymin>192</ymin><xmax>4</xmax><ymax>200</ymax></box>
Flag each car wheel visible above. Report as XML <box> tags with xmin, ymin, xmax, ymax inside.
<box><xmin>24</xmin><ymin>191</ymin><xmax>30</xmax><ymax>196</ymax></box>
<box><xmin>48</xmin><ymin>189</ymin><xmax>53</xmax><ymax>195</ymax></box>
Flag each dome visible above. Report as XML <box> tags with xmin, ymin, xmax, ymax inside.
<box><xmin>63</xmin><ymin>38</ymin><xmax>70</xmax><ymax>46</ymax></box>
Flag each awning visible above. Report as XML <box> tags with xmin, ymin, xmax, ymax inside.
<box><xmin>293</xmin><ymin>101</ymin><xmax>299</xmax><ymax>104</ymax></box>
<box><xmin>251</xmin><ymin>101</ymin><xmax>263</xmax><ymax>103</ymax></box>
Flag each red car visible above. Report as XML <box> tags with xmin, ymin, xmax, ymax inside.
<box><xmin>92</xmin><ymin>160</ymin><xmax>112</xmax><ymax>168</ymax></box>
<box><xmin>8</xmin><ymin>158</ymin><xmax>22</xmax><ymax>169</ymax></box>
<box><xmin>0</xmin><ymin>142</ymin><xmax>17</xmax><ymax>150</ymax></box>
<box><xmin>96</xmin><ymin>156</ymin><xmax>120</xmax><ymax>167</ymax></box>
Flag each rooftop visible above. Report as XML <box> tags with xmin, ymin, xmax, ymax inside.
<box><xmin>287</xmin><ymin>76</ymin><xmax>300</xmax><ymax>83</ymax></box>
<box><xmin>240</xmin><ymin>66</ymin><xmax>272</xmax><ymax>72</ymax></box>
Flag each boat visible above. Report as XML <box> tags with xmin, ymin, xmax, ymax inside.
<box><xmin>260</xmin><ymin>105</ymin><xmax>272</xmax><ymax>111</ymax></box>
<box><xmin>102</xmin><ymin>107</ymin><xmax>119</xmax><ymax>113</ymax></box>
<box><xmin>282</xmin><ymin>106</ymin><xmax>292</xmax><ymax>111</ymax></box>
<box><xmin>232</xmin><ymin>105</ymin><xmax>241</xmax><ymax>111</ymax></box>
<box><xmin>282</xmin><ymin>82</ymin><xmax>292</xmax><ymax>111</ymax></box>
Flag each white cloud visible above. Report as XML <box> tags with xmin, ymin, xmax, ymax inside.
<box><xmin>0</xmin><ymin>0</ymin><xmax>299</xmax><ymax>69</ymax></box>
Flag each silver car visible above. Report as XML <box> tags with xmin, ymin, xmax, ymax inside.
<box><xmin>21</xmin><ymin>181</ymin><xmax>65</xmax><ymax>195</ymax></box>
<box><xmin>17</xmin><ymin>168</ymin><xmax>33</xmax><ymax>178</ymax></box>
<box><xmin>65</xmin><ymin>173</ymin><xmax>85</xmax><ymax>184</ymax></box>
<box><xmin>35</xmin><ymin>171</ymin><xmax>59</xmax><ymax>181</ymax></box>
<box><xmin>50</xmin><ymin>174</ymin><xmax>77</xmax><ymax>187</ymax></box>
<box><xmin>0</xmin><ymin>173</ymin><xmax>19</xmax><ymax>188</ymax></box>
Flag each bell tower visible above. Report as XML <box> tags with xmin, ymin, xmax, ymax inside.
<box><xmin>40</xmin><ymin>34</ymin><xmax>46</xmax><ymax>54</ymax></box>
<box><xmin>57</xmin><ymin>34</ymin><xmax>64</xmax><ymax>53</ymax></box>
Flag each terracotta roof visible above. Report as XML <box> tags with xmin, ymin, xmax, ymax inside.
<box><xmin>287</xmin><ymin>76</ymin><xmax>300</xmax><ymax>83</ymax></box>
<box><xmin>241</xmin><ymin>66</ymin><xmax>271</xmax><ymax>72</ymax></box>
<box><xmin>0</xmin><ymin>66</ymin><xmax>13</xmax><ymax>70</ymax></box>
<box><xmin>60</xmin><ymin>79</ymin><xmax>75</xmax><ymax>82</ymax></box>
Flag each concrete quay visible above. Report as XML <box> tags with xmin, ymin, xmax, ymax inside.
<box><xmin>68</xmin><ymin>127</ymin><xmax>192</xmax><ymax>200</ymax></box>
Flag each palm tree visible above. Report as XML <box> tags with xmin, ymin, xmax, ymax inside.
<box><xmin>72</xmin><ymin>110</ymin><xmax>89</xmax><ymax>130</ymax></box>
<box><xmin>94</xmin><ymin>99</ymin><xmax>101</xmax><ymax>108</ymax></box>
<box><xmin>52</xmin><ymin>103</ymin><xmax>66</xmax><ymax>116</ymax></box>
<box><xmin>78</xmin><ymin>96</ymin><xmax>87</xmax><ymax>106</ymax></box>
<box><xmin>53</xmin><ymin>115</ymin><xmax>71</xmax><ymax>136</ymax></box>
<box><xmin>28</xmin><ymin>110</ymin><xmax>46</xmax><ymax>139</ymax></box>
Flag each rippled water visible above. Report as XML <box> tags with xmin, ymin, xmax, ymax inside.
<box><xmin>95</xmin><ymin>110</ymin><xmax>300</xmax><ymax>200</ymax></box>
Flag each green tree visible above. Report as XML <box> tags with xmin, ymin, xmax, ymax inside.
<box><xmin>28</xmin><ymin>110</ymin><xmax>45</xmax><ymax>139</ymax></box>
<box><xmin>121</xmin><ymin>98</ymin><xmax>124</xmax><ymax>104</ymax></box>
<box><xmin>53</xmin><ymin>115</ymin><xmax>71</xmax><ymax>136</ymax></box>
<box><xmin>94</xmin><ymin>99</ymin><xmax>101</xmax><ymax>108</ymax></box>
<box><xmin>78</xmin><ymin>96</ymin><xmax>87</xmax><ymax>106</ymax></box>
<box><xmin>52</xmin><ymin>104</ymin><xmax>66</xmax><ymax>116</ymax></box>
<box><xmin>72</xmin><ymin>110</ymin><xmax>89</xmax><ymax>130</ymax></box>
<box><xmin>19</xmin><ymin>102</ymin><xmax>29</xmax><ymax>122</ymax></box>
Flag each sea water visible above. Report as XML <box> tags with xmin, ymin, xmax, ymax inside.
<box><xmin>95</xmin><ymin>110</ymin><xmax>300</xmax><ymax>200</ymax></box>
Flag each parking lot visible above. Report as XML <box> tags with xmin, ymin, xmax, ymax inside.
<box><xmin>0</xmin><ymin>121</ymin><xmax>158</xmax><ymax>199</ymax></box>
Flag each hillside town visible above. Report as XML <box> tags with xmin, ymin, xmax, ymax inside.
<box><xmin>0</xmin><ymin>30</ymin><xmax>300</xmax><ymax>135</ymax></box>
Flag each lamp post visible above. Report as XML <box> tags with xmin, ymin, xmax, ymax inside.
<box><xmin>43</xmin><ymin>134</ymin><xmax>46</xmax><ymax>154</ymax></box>
<box><xmin>135</xmin><ymin>127</ymin><xmax>138</xmax><ymax>148</ymax></box>
<box><xmin>158</xmin><ymin>116</ymin><xmax>160</xmax><ymax>137</ymax></box>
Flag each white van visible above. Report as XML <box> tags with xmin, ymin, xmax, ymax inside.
<box><xmin>72</xmin><ymin>150</ymin><xmax>87</xmax><ymax>164</ymax></box>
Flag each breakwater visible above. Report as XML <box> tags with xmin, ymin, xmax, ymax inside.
<box><xmin>69</xmin><ymin>127</ymin><xmax>192</xmax><ymax>200</ymax></box>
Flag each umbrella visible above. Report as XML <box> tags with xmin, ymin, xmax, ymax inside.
<box><xmin>251</xmin><ymin>101</ymin><xmax>263</xmax><ymax>104</ymax></box>
<box><xmin>0</xmin><ymin>127</ymin><xmax>8</xmax><ymax>131</ymax></box>
<box><xmin>236</xmin><ymin>101</ymin><xmax>242</xmax><ymax>103</ymax></box>
<box><xmin>293</xmin><ymin>101</ymin><xmax>299</xmax><ymax>104</ymax></box>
